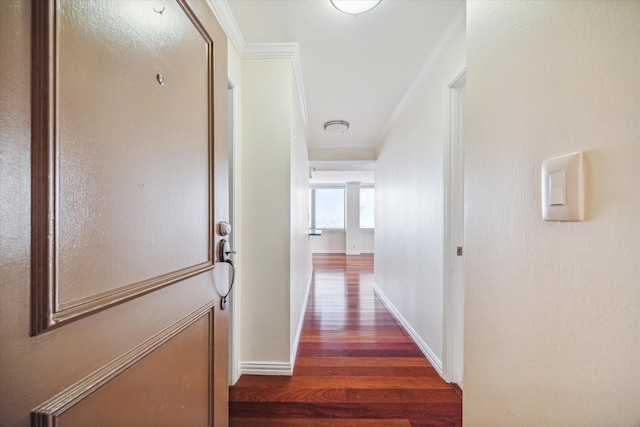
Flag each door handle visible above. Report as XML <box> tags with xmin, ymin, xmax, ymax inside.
<box><xmin>217</xmin><ymin>239</ymin><xmax>235</xmax><ymax>310</ymax></box>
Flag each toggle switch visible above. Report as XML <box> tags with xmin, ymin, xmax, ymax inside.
<box><xmin>541</xmin><ymin>152</ymin><xmax>584</xmax><ymax>221</ymax></box>
<box><xmin>548</xmin><ymin>170</ymin><xmax>566</xmax><ymax>206</ymax></box>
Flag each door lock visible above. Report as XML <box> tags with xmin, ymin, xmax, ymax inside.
<box><xmin>216</xmin><ymin>221</ymin><xmax>231</xmax><ymax>237</ymax></box>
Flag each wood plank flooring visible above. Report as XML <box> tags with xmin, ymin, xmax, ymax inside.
<box><xmin>229</xmin><ymin>254</ymin><xmax>462</xmax><ymax>426</ymax></box>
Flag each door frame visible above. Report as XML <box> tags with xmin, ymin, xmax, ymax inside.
<box><xmin>227</xmin><ymin>77</ymin><xmax>241</xmax><ymax>385</ymax></box>
<box><xmin>443</xmin><ymin>68</ymin><xmax>465</xmax><ymax>386</ymax></box>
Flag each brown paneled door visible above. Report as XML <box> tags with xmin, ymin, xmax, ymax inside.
<box><xmin>0</xmin><ymin>1</ymin><xmax>229</xmax><ymax>426</ymax></box>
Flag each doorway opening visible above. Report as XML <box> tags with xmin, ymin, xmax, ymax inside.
<box><xmin>443</xmin><ymin>69</ymin><xmax>465</xmax><ymax>387</ymax></box>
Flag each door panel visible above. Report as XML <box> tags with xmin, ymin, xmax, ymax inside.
<box><xmin>32</xmin><ymin>0</ymin><xmax>215</xmax><ymax>333</ymax></box>
<box><xmin>32</xmin><ymin>304</ymin><xmax>214</xmax><ymax>426</ymax></box>
<box><xmin>0</xmin><ymin>0</ymin><xmax>229</xmax><ymax>425</ymax></box>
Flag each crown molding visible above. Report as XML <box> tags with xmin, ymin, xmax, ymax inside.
<box><xmin>205</xmin><ymin>0</ymin><xmax>309</xmax><ymax>130</ymax></box>
<box><xmin>243</xmin><ymin>43</ymin><xmax>309</xmax><ymax>130</ymax></box>
<box><xmin>290</xmin><ymin>47</ymin><xmax>309</xmax><ymax>128</ymax></box>
<box><xmin>209</xmin><ymin>0</ymin><xmax>466</xmax><ymax>147</ymax></box>
<box><xmin>376</xmin><ymin>3</ymin><xmax>466</xmax><ymax>146</ymax></box>
<box><xmin>242</xmin><ymin>42</ymin><xmax>298</xmax><ymax>58</ymax></box>
<box><xmin>205</xmin><ymin>0</ymin><xmax>245</xmax><ymax>54</ymax></box>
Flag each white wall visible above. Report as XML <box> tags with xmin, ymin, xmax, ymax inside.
<box><xmin>239</xmin><ymin>59</ymin><xmax>293</xmax><ymax>364</ymax></box>
<box><xmin>310</xmin><ymin>230</ymin><xmax>374</xmax><ymax>254</ymax></box>
<box><xmin>310</xmin><ymin>230</ymin><xmax>346</xmax><ymax>253</ymax></box>
<box><xmin>359</xmin><ymin>230</ymin><xmax>374</xmax><ymax>254</ymax></box>
<box><xmin>345</xmin><ymin>182</ymin><xmax>361</xmax><ymax>255</ymax></box>
<box><xmin>289</xmin><ymin>73</ymin><xmax>312</xmax><ymax>361</ymax></box>
<box><xmin>238</xmin><ymin>57</ymin><xmax>312</xmax><ymax>373</ymax></box>
<box><xmin>465</xmin><ymin>1</ymin><xmax>640</xmax><ymax>425</ymax></box>
<box><xmin>374</xmin><ymin>28</ymin><xmax>466</xmax><ymax>372</ymax></box>
<box><xmin>309</xmin><ymin>146</ymin><xmax>376</xmax><ymax>161</ymax></box>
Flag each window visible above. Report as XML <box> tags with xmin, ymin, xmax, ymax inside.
<box><xmin>360</xmin><ymin>187</ymin><xmax>375</xmax><ymax>229</ymax></box>
<box><xmin>310</xmin><ymin>187</ymin><xmax>345</xmax><ymax>229</ymax></box>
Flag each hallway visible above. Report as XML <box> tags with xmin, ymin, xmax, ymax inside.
<box><xmin>229</xmin><ymin>254</ymin><xmax>462</xmax><ymax>426</ymax></box>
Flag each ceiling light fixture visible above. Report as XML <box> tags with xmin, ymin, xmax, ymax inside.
<box><xmin>324</xmin><ymin>120</ymin><xmax>350</xmax><ymax>133</ymax></box>
<box><xmin>330</xmin><ymin>0</ymin><xmax>381</xmax><ymax>16</ymax></box>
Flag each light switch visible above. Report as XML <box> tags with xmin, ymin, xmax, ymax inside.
<box><xmin>548</xmin><ymin>170</ymin><xmax>566</xmax><ymax>206</ymax></box>
<box><xmin>541</xmin><ymin>152</ymin><xmax>584</xmax><ymax>221</ymax></box>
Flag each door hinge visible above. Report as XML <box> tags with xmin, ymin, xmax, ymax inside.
<box><xmin>456</xmin><ymin>246</ymin><xmax>463</xmax><ymax>256</ymax></box>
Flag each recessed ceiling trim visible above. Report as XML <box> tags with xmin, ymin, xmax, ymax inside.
<box><xmin>375</xmin><ymin>3</ymin><xmax>466</xmax><ymax>146</ymax></box>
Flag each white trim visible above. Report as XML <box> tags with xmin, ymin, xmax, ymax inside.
<box><xmin>231</xmin><ymin>363</ymin><xmax>241</xmax><ymax>386</ymax></box>
<box><xmin>372</xmin><ymin>283</ymin><xmax>443</xmax><ymax>375</ymax></box>
<box><xmin>237</xmin><ymin>271</ymin><xmax>312</xmax><ymax>379</ymax></box>
<box><xmin>290</xmin><ymin>270</ymin><xmax>312</xmax><ymax>369</ymax></box>
<box><xmin>242</xmin><ymin>43</ymin><xmax>309</xmax><ymax>135</ymax></box>
<box><xmin>205</xmin><ymin>1</ymin><xmax>310</xmax><ymax>133</ymax></box>
<box><xmin>228</xmin><ymin>74</ymin><xmax>239</xmax><ymax>91</ymax></box>
<box><xmin>376</xmin><ymin>3</ymin><xmax>466</xmax><ymax>145</ymax></box>
<box><xmin>291</xmin><ymin>48</ymin><xmax>308</xmax><ymax>128</ymax></box>
<box><xmin>243</xmin><ymin>42</ymin><xmax>299</xmax><ymax>58</ymax></box>
<box><xmin>442</xmin><ymin>69</ymin><xmax>466</xmax><ymax>386</ymax></box>
<box><xmin>309</xmin><ymin>141</ymin><xmax>376</xmax><ymax>149</ymax></box>
<box><xmin>227</xmin><ymin>81</ymin><xmax>241</xmax><ymax>386</ymax></box>
<box><xmin>240</xmin><ymin>361</ymin><xmax>293</xmax><ymax>376</ymax></box>
<box><xmin>205</xmin><ymin>0</ymin><xmax>245</xmax><ymax>55</ymax></box>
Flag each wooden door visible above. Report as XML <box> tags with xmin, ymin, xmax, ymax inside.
<box><xmin>0</xmin><ymin>1</ymin><xmax>229</xmax><ymax>425</ymax></box>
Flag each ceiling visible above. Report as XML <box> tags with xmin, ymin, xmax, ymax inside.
<box><xmin>309</xmin><ymin>160</ymin><xmax>375</xmax><ymax>184</ymax></box>
<box><xmin>215</xmin><ymin>0</ymin><xmax>464</xmax><ymax>149</ymax></box>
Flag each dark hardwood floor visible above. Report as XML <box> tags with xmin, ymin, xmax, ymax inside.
<box><xmin>229</xmin><ymin>254</ymin><xmax>462</xmax><ymax>426</ymax></box>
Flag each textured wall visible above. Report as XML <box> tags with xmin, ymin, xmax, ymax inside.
<box><xmin>465</xmin><ymin>1</ymin><xmax>640</xmax><ymax>425</ymax></box>
<box><xmin>374</xmin><ymin>28</ymin><xmax>466</xmax><ymax>368</ymax></box>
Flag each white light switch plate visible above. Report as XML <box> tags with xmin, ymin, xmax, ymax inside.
<box><xmin>541</xmin><ymin>152</ymin><xmax>584</xmax><ymax>221</ymax></box>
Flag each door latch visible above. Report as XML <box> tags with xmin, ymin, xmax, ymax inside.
<box><xmin>217</xmin><ymin>238</ymin><xmax>236</xmax><ymax>262</ymax></box>
<box><xmin>217</xmin><ymin>238</ymin><xmax>236</xmax><ymax>310</ymax></box>
<box><xmin>456</xmin><ymin>246</ymin><xmax>463</xmax><ymax>256</ymax></box>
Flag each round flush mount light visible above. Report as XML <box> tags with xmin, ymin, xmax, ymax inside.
<box><xmin>324</xmin><ymin>120</ymin><xmax>350</xmax><ymax>133</ymax></box>
<box><xmin>330</xmin><ymin>0</ymin><xmax>381</xmax><ymax>16</ymax></box>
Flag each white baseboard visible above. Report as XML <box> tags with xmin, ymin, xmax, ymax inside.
<box><xmin>240</xmin><ymin>361</ymin><xmax>293</xmax><ymax>376</ymax></box>
<box><xmin>238</xmin><ymin>270</ymin><xmax>312</xmax><ymax>379</ymax></box>
<box><xmin>372</xmin><ymin>282</ymin><xmax>443</xmax><ymax>376</ymax></box>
